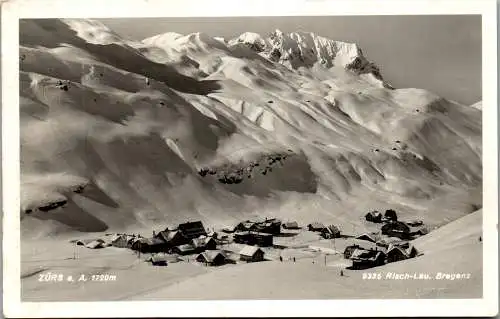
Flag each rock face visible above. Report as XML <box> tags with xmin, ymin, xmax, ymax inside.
<box><xmin>19</xmin><ymin>19</ymin><xmax>481</xmax><ymax>236</ymax></box>
<box><xmin>228</xmin><ymin>29</ymin><xmax>384</xmax><ymax>81</ymax></box>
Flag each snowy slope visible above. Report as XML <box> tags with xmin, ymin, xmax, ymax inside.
<box><xmin>470</xmin><ymin>101</ymin><xmax>482</xmax><ymax>110</ymax></box>
<box><xmin>19</xmin><ymin>19</ymin><xmax>482</xmax><ymax>237</ymax></box>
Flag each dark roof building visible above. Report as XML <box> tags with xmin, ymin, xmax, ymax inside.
<box><xmin>384</xmin><ymin>209</ymin><xmax>398</xmax><ymax>221</ymax></box>
<box><xmin>235</xmin><ymin>221</ymin><xmax>255</xmax><ymax>232</ymax></box>
<box><xmin>282</xmin><ymin>221</ymin><xmax>299</xmax><ymax>229</ymax></box>
<box><xmin>178</xmin><ymin>221</ymin><xmax>207</xmax><ymax>240</ymax></box>
<box><xmin>233</xmin><ymin>231</ymin><xmax>273</xmax><ymax>247</ymax></box>
<box><xmin>131</xmin><ymin>238</ymin><xmax>169</xmax><ymax>253</ymax></box>
<box><xmin>365</xmin><ymin>211</ymin><xmax>382</xmax><ymax>223</ymax></box>
<box><xmin>308</xmin><ymin>222</ymin><xmax>327</xmax><ymax>232</ymax></box>
<box><xmin>344</xmin><ymin>244</ymin><xmax>361</xmax><ymax>259</ymax></box>
<box><xmin>321</xmin><ymin>225</ymin><xmax>341</xmax><ymax>239</ymax></box>
<box><xmin>386</xmin><ymin>246</ymin><xmax>409</xmax><ymax>263</ymax></box>
<box><xmin>381</xmin><ymin>221</ymin><xmax>411</xmax><ymax>239</ymax></box>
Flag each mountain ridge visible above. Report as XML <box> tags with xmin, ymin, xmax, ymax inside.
<box><xmin>19</xmin><ymin>18</ymin><xmax>482</xmax><ymax>237</ymax></box>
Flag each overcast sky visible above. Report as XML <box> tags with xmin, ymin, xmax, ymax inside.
<box><xmin>99</xmin><ymin>15</ymin><xmax>481</xmax><ymax>105</ymax></box>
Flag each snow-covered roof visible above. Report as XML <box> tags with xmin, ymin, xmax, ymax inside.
<box><xmin>239</xmin><ymin>245</ymin><xmax>263</xmax><ymax>257</ymax></box>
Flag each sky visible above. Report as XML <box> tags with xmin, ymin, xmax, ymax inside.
<box><xmin>99</xmin><ymin>15</ymin><xmax>481</xmax><ymax>105</ymax></box>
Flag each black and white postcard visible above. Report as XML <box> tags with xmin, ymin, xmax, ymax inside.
<box><xmin>2</xmin><ymin>0</ymin><xmax>498</xmax><ymax>317</ymax></box>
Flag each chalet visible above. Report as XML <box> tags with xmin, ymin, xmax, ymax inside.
<box><xmin>150</xmin><ymin>255</ymin><xmax>168</xmax><ymax>266</ymax></box>
<box><xmin>407</xmin><ymin>220</ymin><xmax>424</xmax><ymax>227</ymax></box>
<box><xmin>75</xmin><ymin>239</ymin><xmax>94</xmax><ymax>246</ymax></box>
<box><xmin>221</xmin><ymin>226</ymin><xmax>236</xmax><ymax>233</ymax></box>
<box><xmin>235</xmin><ymin>221</ymin><xmax>255</xmax><ymax>232</ymax></box>
<box><xmin>131</xmin><ymin>238</ymin><xmax>168</xmax><ymax>253</ymax></box>
<box><xmin>321</xmin><ymin>225</ymin><xmax>341</xmax><ymax>239</ymax></box>
<box><xmin>234</xmin><ymin>218</ymin><xmax>282</xmax><ymax>235</ymax></box>
<box><xmin>409</xmin><ymin>226</ymin><xmax>429</xmax><ymax>237</ymax></box>
<box><xmin>254</xmin><ymin>219</ymin><xmax>282</xmax><ymax>234</ymax></box>
<box><xmin>85</xmin><ymin>240</ymin><xmax>105</xmax><ymax>249</ymax></box>
<box><xmin>111</xmin><ymin>234</ymin><xmax>132</xmax><ymax>248</ymax></box>
<box><xmin>191</xmin><ymin>236</ymin><xmax>217</xmax><ymax>251</ymax></box>
<box><xmin>386</xmin><ymin>246</ymin><xmax>409</xmax><ymax>263</ymax></box>
<box><xmin>407</xmin><ymin>245</ymin><xmax>419</xmax><ymax>258</ymax></box>
<box><xmin>376</xmin><ymin>237</ymin><xmax>406</xmax><ymax>248</ymax></box>
<box><xmin>178</xmin><ymin>221</ymin><xmax>207</xmax><ymax>240</ymax></box>
<box><xmin>356</xmin><ymin>233</ymin><xmax>377</xmax><ymax>243</ymax></box>
<box><xmin>171</xmin><ymin>244</ymin><xmax>198</xmax><ymax>255</ymax></box>
<box><xmin>155</xmin><ymin>230</ymin><xmax>188</xmax><ymax>247</ymax></box>
<box><xmin>282</xmin><ymin>221</ymin><xmax>299</xmax><ymax>229</ymax></box>
<box><xmin>233</xmin><ymin>231</ymin><xmax>273</xmax><ymax>247</ymax></box>
<box><xmin>384</xmin><ymin>209</ymin><xmax>398</xmax><ymax>221</ymax></box>
<box><xmin>381</xmin><ymin>221</ymin><xmax>411</xmax><ymax>239</ymax></box>
<box><xmin>308</xmin><ymin>222</ymin><xmax>327</xmax><ymax>232</ymax></box>
<box><xmin>344</xmin><ymin>244</ymin><xmax>361</xmax><ymax>259</ymax></box>
<box><xmin>365</xmin><ymin>211</ymin><xmax>382</xmax><ymax>223</ymax></box>
<box><xmin>349</xmin><ymin>248</ymin><xmax>386</xmax><ymax>269</ymax></box>
<box><xmin>196</xmin><ymin>251</ymin><xmax>228</xmax><ymax>266</ymax></box>
<box><xmin>239</xmin><ymin>245</ymin><xmax>265</xmax><ymax>262</ymax></box>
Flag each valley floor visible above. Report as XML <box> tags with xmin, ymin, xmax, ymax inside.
<box><xmin>21</xmin><ymin>210</ymin><xmax>482</xmax><ymax>301</ymax></box>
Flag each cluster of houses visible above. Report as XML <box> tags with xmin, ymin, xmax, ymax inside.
<box><xmin>340</xmin><ymin>209</ymin><xmax>427</xmax><ymax>269</ymax></box>
<box><xmin>72</xmin><ymin>208</ymin><xmax>428</xmax><ymax>270</ymax></box>
<box><xmin>72</xmin><ymin>220</ymin><xmax>268</xmax><ymax>267</ymax></box>
<box><xmin>365</xmin><ymin>209</ymin><xmax>428</xmax><ymax>240</ymax></box>
<box><xmin>223</xmin><ymin>217</ymin><xmax>283</xmax><ymax>247</ymax></box>
<box><xmin>307</xmin><ymin>222</ymin><xmax>341</xmax><ymax>239</ymax></box>
<box><xmin>343</xmin><ymin>240</ymin><xmax>419</xmax><ymax>270</ymax></box>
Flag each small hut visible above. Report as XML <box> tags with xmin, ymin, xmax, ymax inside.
<box><xmin>321</xmin><ymin>225</ymin><xmax>341</xmax><ymax>239</ymax></box>
<box><xmin>196</xmin><ymin>251</ymin><xmax>228</xmax><ymax>266</ymax></box>
<box><xmin>171</xmin><ymin>244</ymin><xmax>197</xmax><ymax>255</ymax></box>
<box><xmin>239</xmin><ymin>245</ymin><xmax>265</xmax><ymax>262</ymax></box>
<box><xmin>282</xmin><ymin>221</ymin><xmax>299</xmax><ymax>229</ymax></box>
<box><xmin>407</xmin><ymin>220</ymin><xmax>424</xmax><ymax>227</ymax></box>
<box><xmin>131</xmin><ymin>238</ymin><xmax>168</xmax><ymax>253</ymax></box>
<box><xmin>221</xmin><ymin>226</ymin><xmax>236</xmax><ymax>233</ymax></box>
<box><xmin>156</xmin><ymin>230</ymin><xmax>188</xmax><ymax>247</ymax></box>
<box><xmin>85</xmin><ymin>239</ymin><xmax>105</xmax><ymax>249</ymax></box>
<box><xmin>384</xmin><ymin>209</ymin><xmax>398</xmax><ymax>221</ymax></box>
<box><xmin>308</xmin><ymin>222</ymin><xmax>327</xmax><ymax>232</ymax></box>
<box><xmin>350</xmin><ymin>249</ymin><xmax>386</xmax><ymax>269</ymax></box>
<box><xmin>191</xmin><ymin>236</ymin><xmax>217</xmax><ymax>251</ymax></box>
<box><xmin>233</xmin><ymin>231</ymin><xmax>273</xmax><ymax>247</ymax></box>
<box><xmin>150</xmin><ymin>255</ymin><xmax>168</xmax><ymax>266</ymax></box>
<box><xmin>386</xmin><ymin>246</ymin><xmax>409</xmax><ymax>263</ymax></box>
<box><xmin>343</xmin><ymin>244</ymin><xmax>361</xmax><ymax>259</ymax></box>
<box><xmin>235</xmin><ymin>221</ymin><xmax>256</xmax><ymax>232</ymax></box>
<box><xmin>365</xmin><ymin>211</ymin><xmax>382</xmax><ymax>223</ymax></box>
<box><xmin>381</xmin><ymin>221</ymin><xmax>410</xmax><ymax>239</ymax></box>
<box><xmin>111</xmin><ymin>234</ymin><xmax>132</xmax><ymax>248</ymax></box>
<box><xmin>406</xmin><ymin>245</ymin><xmax>419</xmax><ymax>258</ymax></box>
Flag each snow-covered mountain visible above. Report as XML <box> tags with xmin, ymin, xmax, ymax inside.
<box><xmin>229</xmin><ymin>30</ymin><xmax>384</xmax><ymax>82</ymax></box>
<box><xmin>19</xmin><ymin>19</ymin><xmax>482</xmax><ymax>237</ymax></box>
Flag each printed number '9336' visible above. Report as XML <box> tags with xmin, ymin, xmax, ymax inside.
<box><xmin>362</xmin><ymin>273</ymin><xmax>382</xmax><ymax>280</ymax></box>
